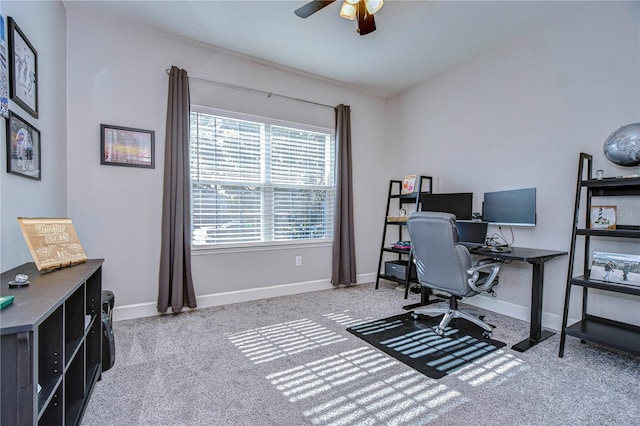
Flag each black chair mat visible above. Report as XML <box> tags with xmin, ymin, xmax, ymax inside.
<box><xmin>347</xmin><ymin>312</ymin><xmax>506</xmax><ymax>379</ymax></box>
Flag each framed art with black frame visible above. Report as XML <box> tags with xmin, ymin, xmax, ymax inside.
<box><xmin>100</xmin><ymin>124</ymin><xmax>155</xmax><ymax>169</ymax></box>
<box><xmin>6</xmin><ymin>110</ymin><xmax>41</xmax><ymax>180</ymax></box>
<box><xmin>1</xmin><ymin>14</ymin><xmax>9</xmax><ymax>119</ymax></box>
<box><xmin>8</xmin><ymin>16</ymin><xmax>38</xmax><ymax>118</ymax></box>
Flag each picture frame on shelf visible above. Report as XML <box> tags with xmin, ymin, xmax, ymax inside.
<box><xmin>17</xmin><ymin>217</ymin><xmax>88</xmax><ymax>271</ymax></box>
<box><xmin>100</xmin><ymin>124</ymin><xmax>155</xmax><ymax>169</ymax></box>
<box><xmin>589</xmin><ymin>205</ymin><xmax>617</xmax><ymax>229</ymax></box>
<box><xmin>401</xmin><ymin>174</ymin><xmax>417</xmax><ymax>194</ymax></box>
<box><xmin>589</xmin><ymin>251</ymin><xmax>640</xmax><ymax>285</ymax></box>
<box><xmin>6</xmin><ymin>110</ymin><xmax>40</xmax><ymax>180</ymax></box>
<box><xmin>8</xmin><ymin>17</ymin><xmax>38</xmax><ymax>118</ymax></box>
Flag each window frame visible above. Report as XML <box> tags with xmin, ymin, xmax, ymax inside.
<box><xmin>189</xmin><ymin>105</ymin><xmax>337</xmax><ymax>251</ymax></box>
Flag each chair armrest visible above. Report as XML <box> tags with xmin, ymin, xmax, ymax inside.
<box><xmin>466</xmin><ymin>261</ymin><xmax>502</xmax><ymax>292</ymax></box>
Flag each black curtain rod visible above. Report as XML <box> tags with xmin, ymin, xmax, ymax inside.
<box><xmin>165</xmin><ymin>68</ymin><xmax>335</xmax><ymax>110</ymax></box>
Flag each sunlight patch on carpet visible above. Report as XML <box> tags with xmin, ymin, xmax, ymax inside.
<box><xmin>323</xmin><ymin>310</ymin><xmax>376</xmax><ymax>327</ymax></box>
<box><xmin>452</xmin><ymin>349</ymin><xmax>529</xmax><ymax>387</ymax></box>
<box><xmin>227</xmin><ymin>318</ymin><xmax>348</xmax><ymax>364</ymax></box>
<box><xmin>266</xmin><ymin>347</ymin><xmax>469</xmax><ymax>425</ymax></box>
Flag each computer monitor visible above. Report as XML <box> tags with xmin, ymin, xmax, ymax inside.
<box><xmin>419</xmin><ymin>192</ymin><xmax>473</xmax><ymax>220</ymax></box>
<box><xmin>482</xmin><ymin>188</ymin><xmax>536</xmax><ymax>227</ymax></box>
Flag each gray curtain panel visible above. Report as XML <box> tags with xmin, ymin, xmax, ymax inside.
<box><xmin>158</xmin><ymin>66</ymin><xmax>197</xmax><ymax>313</ymax></box>
<box><xmin>331</xmin><ymin>104</ymin><xmax>357</xmax><ymax>285</ymax></box>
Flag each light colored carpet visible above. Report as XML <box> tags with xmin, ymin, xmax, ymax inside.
<box><xmin>82</xmin><ymin>281</ymin><xmax>640</xmax><ymax>426</ymax></box>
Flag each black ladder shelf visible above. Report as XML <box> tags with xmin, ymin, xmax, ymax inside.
<box><xmin>375</xmin><ymin>176</ymin><xmax>438</xmax><ymax>307</ymax></box>
<box><xmin>558</xmin><ymin>153</ymin><xmax>640</xmax><ymax>357</ymax></box>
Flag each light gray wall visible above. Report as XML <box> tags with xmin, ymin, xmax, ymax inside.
<box><xmin>2</xmin><ymin>2</ymin><xmax>638</xmax><ymax>329</ymax></box>
<box><xmin>0</xmin><ymin>1</ymin><xmax>67</xmax><ymax>272</ymax></box>
<box><xmin>387</xmin><ymin>1</ymin><xmax>640</xmax><ymax>328</ymax></box>
<box><xmin>65</xmin><ymin>13</ymin><xmax>389</xmax><ymax>313</ymax></box>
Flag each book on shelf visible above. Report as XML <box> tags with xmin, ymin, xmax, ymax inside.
<box><xmin>401</xmin><ymin>175</ymin><xmax>417</xmax><ymax>194</ymax></box>
<box><xmin>392</xmin><ymin>241</ymin><xmax>411</xmax><ymax>250</ymax></box>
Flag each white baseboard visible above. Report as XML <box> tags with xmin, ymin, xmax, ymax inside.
<box><xmin>112</xmin><ymin>271</ymin><xmax>572</xmax><ymax>331</ymax></box>
<box><xmin>113</xmin><ymin>272</ymin><xmax>377</xmax><ymax>322</ymax></box>
<box><xmin>464</xmin><ymin>294</ymin><xmax>567</xmax><ymax>332</ymax></box>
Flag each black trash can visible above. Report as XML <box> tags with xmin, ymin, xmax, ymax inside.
<box><xmin>101</xmin><ymin>290</ymin><xmax>115</xmax><ymax>322</ymax></box>
<box><xmin>101</xmin><ymin>290</ymin><xmax>116</xmax><ymax>372</ymax></box>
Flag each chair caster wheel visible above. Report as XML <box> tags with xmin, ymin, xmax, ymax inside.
<box><xmin>411</xmin><ymin>313</ymin><xmax>419</xmax><ymax>320</ymax></box>
<box><xmin>483</xmin><ymin>331</ymin><xmax>492</xmax><ymax>339</ymax></box>
<box><xmin>435</xmin><ymin>328</ymin><xmax>445</xmax><ymax>336</ymax></box>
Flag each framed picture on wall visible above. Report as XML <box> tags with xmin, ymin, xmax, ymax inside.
<box><xmin>8</xmin><ymin>17</ymin><xmax>38</xmax><ymax>118</ymax></box>
<box><xmin>6</xmin><ymin>110</ymin><xmax>41</xmax><ymax>180</ymax></box>
<box><xmin>100</xmin><ymin>124</ymin><xmax>155</xmax><ymax>169</ymax></box>
<box><xmin>0</xmin><ymin>14</ymin><xmax>9</xmax><ymax>119</ymax></box>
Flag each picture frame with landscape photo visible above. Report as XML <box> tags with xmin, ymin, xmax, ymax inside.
<box><xmin>6</xmin><ymin>110</ymin><xmax>40</xmax><ymax>180</ymax></box>
<box><xmin>100</xmin><ymin>124</ymin><xmax>155</xmax><ymax>169</ymax></box>
<box><xmin>8</xmin><ymin>17</ymin><xmax>38</xmax><ymax>118</ymax></box>
<box><xmin>589</xmin><ymin>251</ymin><xmax>640</xmax><ymax>286</ymax></box>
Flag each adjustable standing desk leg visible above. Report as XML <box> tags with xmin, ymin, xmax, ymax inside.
<box><xmin>512</xmin><ymin>261</ymin><xmax>555</xmax><ymax>352</ymax></box>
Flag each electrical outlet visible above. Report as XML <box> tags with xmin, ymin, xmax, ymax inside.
<box><xmin>295</xmin><ymin>256</ymin><xmax>303</xmax><ymax>267</ymax></box>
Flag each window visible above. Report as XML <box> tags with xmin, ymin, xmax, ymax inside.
<box><xmin>190</xmin><ymin>107</ymin><xmax>336</xmax><ymax>247</ymax></box>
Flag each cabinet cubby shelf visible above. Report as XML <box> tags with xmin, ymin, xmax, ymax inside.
<box><xmin>559</xmin><ymin>153</ymin><xmax>640</xmax><ymax>358</ymax></box>
<box><xmin>37</xmin><ymin>377</ymin><xmax>63</xmax><ymax>415</ymax></box>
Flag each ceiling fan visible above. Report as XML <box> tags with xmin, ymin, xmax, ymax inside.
<box><xmin>294</xmin><ymin>0</ymin><xmax>384</xmax><ymax>36</ymax></box>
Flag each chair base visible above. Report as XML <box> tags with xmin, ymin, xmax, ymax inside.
<box><xmin>412</xmin><ymin>306</ymin><xmax>493</xmax><ymax>337</ymax></box>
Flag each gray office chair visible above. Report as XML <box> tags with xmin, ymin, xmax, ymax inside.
<box><xmin>407</xmin><ymin>211</ymin><xmax>502</xmax><ymax>337</ymax></box>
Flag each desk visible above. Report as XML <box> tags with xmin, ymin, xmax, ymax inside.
<box><xmin>471</xmin><ymin>246</ymin><xmax>567</xmax><ymax>352</ymax></box>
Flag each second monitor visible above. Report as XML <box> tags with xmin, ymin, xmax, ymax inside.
<box><xmin>420</xmin><ymin>192</ymin><xmax>473</xmax><ymax>220</ymax></box>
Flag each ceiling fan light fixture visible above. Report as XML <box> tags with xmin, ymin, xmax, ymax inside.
<box><xmin>340</xmin><ymin>1</ymin><xmax>357</xmax><ymax>20</ymax></box>
<box><xmin>364</xmin><ymin>0</ymin><xmax>383</xmax><ymax>15</ymax></box>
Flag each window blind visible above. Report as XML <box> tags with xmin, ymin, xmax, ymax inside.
<box><xmin>190</xmin><ymin>108</ymin><xmax>336</xmax><ymax>246</ymax></box>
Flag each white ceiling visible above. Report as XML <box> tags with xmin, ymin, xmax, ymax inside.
<box><xmin>62</xmin><ymin>1</ymin><xmax>579</xmax><ymax>98</ymax></box>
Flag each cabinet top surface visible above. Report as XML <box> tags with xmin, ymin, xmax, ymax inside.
<box><xmin>0</xmin><ymin>259</ymin><xmax>104</xmax><ymax>334</ymax></box>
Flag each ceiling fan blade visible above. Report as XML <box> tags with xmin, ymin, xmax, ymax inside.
<box><xmin>294</xmin><ymin>0</ymin><xmax>336</xmax><ymax>19</ymax></box>
<box><xmin>357</xmin><ymin>1</ymin><xmax>376</xmax><ymax>35</ymax></box>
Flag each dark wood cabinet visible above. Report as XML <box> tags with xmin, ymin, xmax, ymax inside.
<box><xmin>1</xmin><ymin>259</ymin><xmax>103</xmax><ymax>425</ymax></box>
<box><xmin>559</xmin><ymin>153</ymin><xmax>640</xmax><ymax>357</ymax></box>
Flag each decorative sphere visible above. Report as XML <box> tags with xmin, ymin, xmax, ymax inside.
<box><xmin>603</xmin><ymin>123</ymin><xmax>640</xmax><ymax>167</ymax></box>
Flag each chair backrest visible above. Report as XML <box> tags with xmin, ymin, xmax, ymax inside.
<box><xmin>407</xmin><ymin>211</ymin><xmax>477</xmax><ymax>297</ymax></box>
